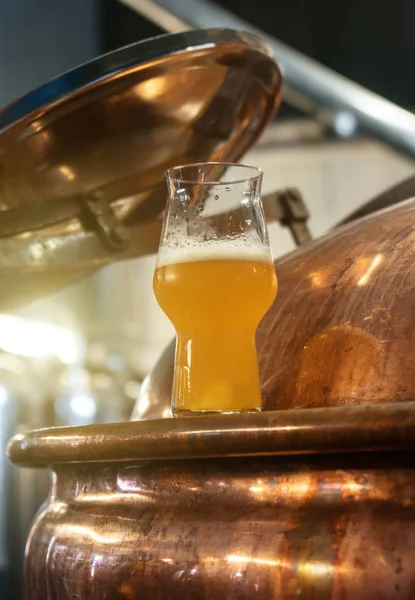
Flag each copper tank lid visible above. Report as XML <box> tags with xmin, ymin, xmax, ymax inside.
<box><xmin>0</xmin><ymin>28</ymin><xmax>281</xmax><ymax>310</ymax></box>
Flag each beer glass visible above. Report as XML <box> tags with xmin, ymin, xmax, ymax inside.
<box><xmin>153</xmin><ymin>163</ymin><xmax>277</xmax><ymax>415</ymax></box>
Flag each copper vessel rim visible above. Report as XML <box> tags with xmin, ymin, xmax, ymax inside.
<box><xmin>8</xmin><ymin>402</ymin><xmax>415</xmax><ymax>467</ymax></box>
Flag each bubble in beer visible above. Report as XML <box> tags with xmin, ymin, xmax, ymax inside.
<box><xmin>157</xmin><ymin>240</ymin><xmax>272</xmax><ymax>268</ymax></box>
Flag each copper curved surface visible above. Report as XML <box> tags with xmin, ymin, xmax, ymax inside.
<box><xmin>22</xmin><ymin>451</ymin><xmax>415</xmax><ymax>599</ymax></box>
<box><xmin>0</xmin><ymin>30</ymin><xmax>280</xmax><ymax>223</ymax></box>
<box><xmin>259</xmin><ymin>198</ymin><xmax>415</xmax><ymax>409</ymax></box>
<box><xmin>0</xmin><ymin>28</ymin><xmax>281</xmax><ymax>311</ymax></box>
<box><xmin>8</xmin><ymin>401</ymin><xmax>415</xmax><ymax>598</ymax></box>
<box><xmin>11</xmin><ymin>188</ymin><xmax>415</xmax><ymax>600</ymax></box>
<box><xmin>134</xmin><ymin>198</ymin><xmax>415</xmax><ymax>418</ymax></box>
<box><xmin>8</xmin><ymin>402</ymin><xmax>415</xmax><ymax>467</ymax></box>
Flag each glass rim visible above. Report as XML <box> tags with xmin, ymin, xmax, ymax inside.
<box><xmin>164</xmin><ymin>162</ymin><xmax>263</xmax><ymax>186</ymax></box>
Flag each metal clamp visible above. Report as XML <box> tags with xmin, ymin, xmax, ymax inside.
<box><xmin>0</xmin><ymin>189</ymin><xmax>129</xmax><ymax>253</ymax></box>
<box><xmin>79</xmin><ymin>192</ymin><xmax>130</xmax><ymax>252</ymax></box>
<box><xmin>263</xmin><ymin>187</ymin><xmax>312</xmax><ymax>246</ymax></box>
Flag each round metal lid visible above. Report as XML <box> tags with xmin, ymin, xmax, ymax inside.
<box><xmin>0</xmin><ymin>28</ymin><xmax>281</xmax><ymax>309</ymax></box>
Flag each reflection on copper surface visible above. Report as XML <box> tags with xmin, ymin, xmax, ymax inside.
<box><xmin>17</xmin><ymin>444</ymin><xmax>415</xmax><ymax>599</ymax></box>
<box><xmin>358</xmin><ymin>253</ymin><xmax>383</xmax><ymax>286</ymax></box>
<box><xmin>29</xmin><ymin>120</ymin><xmax>44</xmax><ymax>134</ymax></box>
<box><xmin>134</xmin><ymin>76</ymin><xmax>167</xmax><ymax>101</ymax></box>
<box><xmin>299</xmin><ymin>561</ymin><xmax>335</xmax><ymax>577</ymax></box>
<box><xmin>308</xmin><ymin>268</ymin><xmax>329</xmax><ymax>287</ymax></box>
<box><xmin>50</xmin><ymin>501</ymin><xmax>68</xmax><ymax>514</ymax></box>
<box><xmin>29</xmin><ymin>242</ymin><xmax>45</xmax><ymax>260</ymax></box>
<box><xmin>342</xmin><ymin>481</ymin><xmax>363</xmax><ymax>495</ymax></box>
<box><xmin>227</xmin><ymin>555</ymin><xmax>289</xmax><ymax>568</ymax></box>
<box><xmin>77</xmin><ymin>492</ymin><xmax>156</xmax><ymax>504</ymax></box>
<box><xmin>249</xmin><ymin>485</ymin><xmax>264</xmax><ymax>493</ymax></box>
<box><xmin>0</xmin><ymin>29</ymin><xmax>282</xmax><ymax>311</ymax></box>
<box><xmin>250</xmin><ymin>474</ymin><xmax>311</xmax><ymax>498</ymax></box>
<box><xmin>135</xmin><ymin>200</ymin><xmax>415</xmax><ymax>417</ymax></box>
<box><xmin>56</xmin><ymin>524</ymin><xmax>123</xmax><ymax>545</ymax></box>
<box><xmin>58</xmin><ymin>165</ymin><xmax>75</xmax><ymax>181</ymax></box>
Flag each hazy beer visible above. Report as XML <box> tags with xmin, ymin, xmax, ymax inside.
<box><xmin>154</xmin><ymin>245</ymin><xmax>277</xmax><ymax>413</ymax></box>
<box><xmin>156</xmin><ymin>162</ymin><xmax>276</xmax><ymax>414</ymax></box>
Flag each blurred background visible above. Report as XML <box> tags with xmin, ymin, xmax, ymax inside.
<box><xmin>0</xmin><ymin>1</ymin><xmax>414</xmax><ymax>598</ymax></box>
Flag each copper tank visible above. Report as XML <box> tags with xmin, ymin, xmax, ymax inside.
<box><xmin>4</xmin><ymin>21</ymin><xmax>415</xmax><ymax>600</ymax></box>
<box><xmin>9</xmin><ymin>197</ymin><xmax>415</xmax><ymax>599</ymax></box>
<box><xmin>133</xmin><ymin>196</ymin><xmax>415</xmax><ymax>420</ymax></box>
<box><xmin>0</xmin><ymin>28</ymin><xmax>281</xmax><ymax>311</ymax></box>
<box><xmin>7</xmin><ymin>404</ymin><xmax>415</xmax><ymax>600</ymax></box>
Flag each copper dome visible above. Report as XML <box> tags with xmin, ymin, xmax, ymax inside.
<box><xmin>133</xmin><ymin>198</ymin><xmax>415</xmax><ymax>419</ymax></box>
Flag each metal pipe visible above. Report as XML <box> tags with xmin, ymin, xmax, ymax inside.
<box><xmin>122</xmin><ymin>0</ymin><xmax>415</xmax><ymax>159</ymax></box>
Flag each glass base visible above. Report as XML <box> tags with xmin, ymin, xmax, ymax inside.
<box><xmin>173</xmin><ymin>407</ymin><xmax>262</xmax><ymax>418</ymax></box>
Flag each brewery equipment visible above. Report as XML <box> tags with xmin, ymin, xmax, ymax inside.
<box><xmin>124</xmin><ymin>0</ymin><xmax>415</xmax><ymax>158</ymax></box>
<box><xmin>133</xmin><ymin>196</ymin><xmax>415</xmax><ymax>419</ymax></box>
<box><xmin>3</xmin><ymin>22</ymin><xmax>415</xmax><ymax>600</ymax></box>
<box><xmin>0</xmin><ymin>28</ymin><xmax>281</xmax><ymax>310</ymax></box>
<box><xmin>0</xmin><ymin>27</ymin><xmax>282</xmax><ymax>598</ymax></box>
<box><xmin>8</xmin><ymin>196</ymin><xmax>415</xmax><ymax>599</ymax></box>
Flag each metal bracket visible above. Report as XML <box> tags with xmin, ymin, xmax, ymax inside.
<box><xmin>79</xmin><ymin>192</ymin><xmax>130</xmax><ymax>252</ymax></box>
<box><xmin>263</xmin><ymin>188</ymin><xmax>312</xmax><ymax>246</ymax></box>
<box><xmin>0</xmin><ymin>190</ymin><xmax>129</xmax><ymax>253</ymax></box>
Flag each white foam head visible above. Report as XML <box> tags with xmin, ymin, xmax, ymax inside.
<box><xmin>157</xmin><ymin>241</ymin><xmax>272</xmax><ymax>267</ymax></box>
